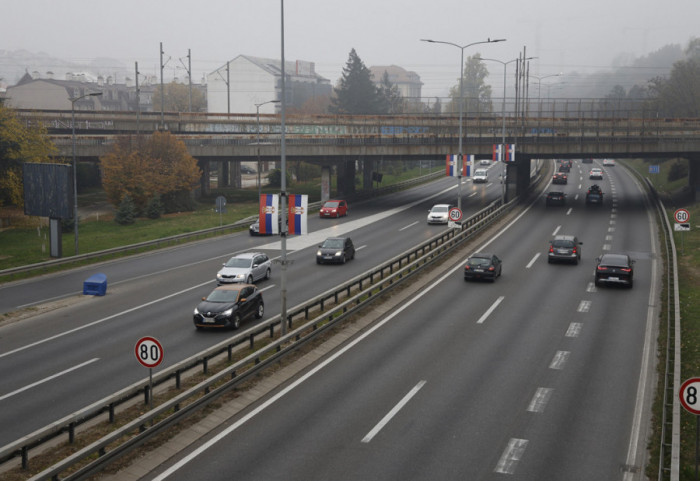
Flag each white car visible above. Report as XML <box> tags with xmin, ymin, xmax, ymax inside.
<box><xmin>217</xmin><ymin>252</ymin><xmax>271</xmax><ymax>285</ymax></box>
<box><xmin>427</xmin><ymin>204</ymin><xmax>453</xmax><ymax>224</ymax></box>
<box><xmin>602</xmin><ymin>158</ymin><xmax>616</xmax><ymax>166</ymax></box>
<box><xmin>472</xmin><ymin>169</ymin><xmax>488</xmax><ymax>183</ymax></box>
<box><xmin>589</xmin><ymin>168</ymin><xmax>604</xmax><ymax>180</ymax></box>
<box><xmin>479</xmin><ymin>159</ymin><xmax>491</xmax><ymax>166</ymax></box>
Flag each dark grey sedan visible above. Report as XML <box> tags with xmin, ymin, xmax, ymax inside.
<box><xmin>193</xmin><ymin>284</ymin><xmax>264</xmax><ymax>329</ymax></box>
<box><xmin>464</xmin><ymin>253</ymin><xmax>502</xmax><ymax>282</ymax></box>
<box><xmin>316</xmin><ymin>237</ymin><xmax>355</xmax><ymax>264</ymax></box>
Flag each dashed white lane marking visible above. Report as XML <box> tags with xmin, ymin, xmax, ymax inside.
<box><xmin>527</xmin><ymin>388</ymin><xmax>554</xmax><ymax>413</ymax></box>
<box><xmin>566</xmin><ymin>207</ymin><xmax>573</xmax><ymax>215</ymax></box>
<box><xmin>495</xmin><ymin>438</ymin><xmax>529</xmax><ymax>474</ymax></box>
<box><xmin>586</xmin><ymin>282</ymin><xmax>597</xmax><ymax>292</ymax></box>
<box><xmin>577</xmin><ymin>300</ymin><xmax>592</xmax><ymax>312</ymax></box>
<box><xmin>526</xmin><ymin>253</ymin><xmax>540</xmax><ymax>269</ymax></box>
<box><xmin>550</xmin><ymin>351</ymin><xmax>570</xmax><ymax>370</ymax></box>
<box><xmin>552</xmin><ymin>225</ymin><xmax>562</xmax><ymax>236</ymax></box>
<box><xmin>476</xmin><ymin>296</ymin><xmax>505</xmax><ymax>324</ymax></box>
<box><xmin>566</xmin><ymin>322</ymin><xmax>583</xmax><ymax>337</ymax></box>
<box><xmin>399</xmin><ymin>221</ymin><xmax>419</xmax><ymax>231</ymax></box>
<box><xmin>361</xmin><ymin>380</ymin><xmax>426</xmax><ymax>443</ymax></box>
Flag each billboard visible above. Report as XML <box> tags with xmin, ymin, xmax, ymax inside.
<box><xmin>22</xmin><ymin>163</ymin><xmax>73</xmax><ymax>219</ymax></box>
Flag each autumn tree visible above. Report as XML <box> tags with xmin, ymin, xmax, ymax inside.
<box><xmin>0</xmin><ymin>104</ymin><xmax>56</xmax><ymax>208</ymax></box>
<box><xmin>648</xmin><ymin>39</ymin><xmax>700</xmax><ymax>117</ymax></box>
<box><xmin>447</xmin><ymin>54</ymin><xmax>493</xmax><ymax>115</ymax></box>
<box><xmin>152</xmin><ymin>81</ymin><xmax>207</xmax><ymax>112</ymax></box>
<box><xmin>101</xmin><ymin>132</ymin><xmax>201</xmax><ymax>215</ymax></box>
<box><xmin>330</xmin><ymin>49</ymin><xmax>385</xmax><ymax>114</ymax></box>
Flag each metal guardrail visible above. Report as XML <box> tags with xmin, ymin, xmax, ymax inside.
<box><xmin>0</xmin><ymin>171</ymin><xmax>443</xmax><ymax>280</ymax></box>
<box><xmin>3</xmin><ymin>195</ymin><xmax>513</xmax><ymax>480</ymax></box>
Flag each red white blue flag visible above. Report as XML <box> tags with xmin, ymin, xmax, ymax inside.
<box><xmin>258</xmin><ymin>194</ymin><xmax>279</xmax><ymax>235</ymax></box>
<box><xmin>446</xmin><ymin>154</ymin><xmax>468</xmax><ymax>177</ymax></box>
<box><xmin>493</xmin><ymin>144</ymin><xmax>516</xmax><ymax>162</ymax></box>
<box><xmin>287</xmin><ymin>194</ymin><xmax>308</xmax><ymax>235</ymax></box>
<box><xmin>465</xmin><ymin>154</ymin><xmax>474</xmax><ymax>177</ymax></box>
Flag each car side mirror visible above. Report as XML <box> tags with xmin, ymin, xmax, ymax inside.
<box><xmin>252</xmin><ymin>264</ymin><xmax>258</xmax><ymax>268</ymax></box>
<box><xmin>240</xmin><ymin>298</ymin><xmax>247</xmax><ymax>303</ymax></box>
<box><xmin>579</xmin><ymin>242</ymin><xmax>583</xmax><ymax>245</ymax></box>
<box><xmin>202</xmin><ymin>297</ymin><xmax>206</xmax><ymax>301</ymax></box>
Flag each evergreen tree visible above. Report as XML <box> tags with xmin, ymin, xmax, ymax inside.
<box><xmin>145</xmin><ymin>195</ymin><xmax>164</xmax><ymax>219</ymax></box>
<box><xmin>330</xmin><ymin>49</ymin><xmax>384</xmax><ymax>114</ymax></box>
<box><xmin>115</xmin><ymin>194</ymin><xmax>136</xmax><ymax>225</ymax></box>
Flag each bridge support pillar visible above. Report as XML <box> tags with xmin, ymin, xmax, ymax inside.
<box><xmin>199</xmin><ymin>159</ymin><xmax>210</xmax><ymax>196</ymax></box>
<box><xmin>688</xmin><ymin>154</ymin><xmax>700</xmax><ymax>201</ymax></box>
<box><xmin>363</xmin><ymin>159</ymin><xmax>374</xmax><ymax>190</ymax></box>
<box><xmin>338</xmin><ymin>159</ymin><xmax>356</xmax><ymax>197</ymax></box>
<box><xmin>514</xmin><ymin>160</ymin><xmax>530</xmax><ymax>199</ymax></box>
<box><xmin>321</xmin><ymin>166</ymin><xmax>331</xmax><ymax>202</ymax></box>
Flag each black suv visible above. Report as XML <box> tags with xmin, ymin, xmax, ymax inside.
<box><xmin>316</xmin><ymin>237</ymin><xmax>356</xmax><ymax>264</ymax></box>
<box><xmin>548</xmin><ymin>235</ymin><xmax>582</xmax><ymax>264</ymax></box>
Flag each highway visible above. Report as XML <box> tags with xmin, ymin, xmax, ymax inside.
<box><xmin>0</xmin><ymin>165</ymin><xmax>503</xmax><ymax>447</ymax></box>
<box><xmin>144</xmin><ymin>160</ymin><xmax>659</xmax><ymax>481</ymax></box>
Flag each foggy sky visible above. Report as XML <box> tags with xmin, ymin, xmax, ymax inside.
<box><xmin>4</xmin><ymin>0</ymin><xmax>699</xmax><ymax>97</ymax></box>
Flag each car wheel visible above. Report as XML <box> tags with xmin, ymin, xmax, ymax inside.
<box><xmin>265</xmin><ymin>268</ymin><xmax>271</xmax><ymax>280</ymax></box>
<box><xmin>341</xmin><ymin>254</ymin><xmax>346</xmax><ymax>264</ymax></box>
<box><xmin>232</xmin><ymin>313</ymin><xmax>241</xmax><ymax>329</ymax></box>
<box><xmin>595</xmin><ymin>278</ymin><xmax>601</xmax><ymax>287</ymax></box>
<box><xmin>628</xmin><ymin>279</ymin><xmax>634</xmax><ymax>288</ymax></box>
<box><xmin>246</xmin><ymin>275</ymin><xmax>253</xmax><ymax>284</ymax></box>
<box><xmin>255</xmin><ymin>302</ymin><xmax>264</xmax><ymax>319</ymax></box>
<box><xmin>547</xmin><ymin>258</ymin><xmax>553</xmax><ymax>264</ymax></box>
<box><xmin>316</xmin><ymin>259</ymin><xmax>322</xmax><ymax>265</ymax></box>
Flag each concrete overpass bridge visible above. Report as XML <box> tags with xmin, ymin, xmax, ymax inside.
<box><xmin>16</xmin><ymin>106</ymin><xmax>700</xmax><ymax>199</ymax></box>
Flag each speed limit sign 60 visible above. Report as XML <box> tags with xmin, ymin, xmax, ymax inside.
<box><xmin>449</xmin><ymin>207</ymin><xmax>463</xmax><ymax>222</ymax></box>
<box><xmin>679</xmin><ymin>377</ymin><xmax>700</xmax><ymax>415</ymax></box>
<box><xmin>674</xmin><ymin>208</ymin><xmax>690</xmax><ymax>224</ymax></box>
<box><xmin>135</xmin><ymin>336</ymin><xmax>164</xmax><ymax>368</ymax></box>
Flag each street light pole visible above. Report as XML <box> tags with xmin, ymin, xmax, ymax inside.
<box><xmin>530</xmin><ymin>72</ymin><xmax>563</xmax><ymax>100</ymax></box>
<box><xmin>421</xmin><ymin>38</ymin><xmax>506</xmax><ymax>210</ymax></box>
<box><xmin>255</xmin><ymin>100</ymin><xmax>281</xmax><ymax>200</ymax></box>
<box><xmin>480</xmin><ymin>56</ymin><xmax>535</xmax><ymax>204</ymax></box>
<box><xmin>71</xmin><ymin>91</ymin><xmax>102</xmax><ymax>255</ymax></box>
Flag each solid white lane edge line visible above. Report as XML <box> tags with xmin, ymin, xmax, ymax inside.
<box><xmin>476</xmin><ymin>296</ymin><xmax>505</xmax><ymax>324</ymax></box>
<box><xmin>0</xmin><ymin>358</ymin><xmax>99</xmax><ymax>401</ymax></box>
<box><xmin>361</xmin><ymin>380</ymin><xmax>427</xmax><ymax>443</ymax></box>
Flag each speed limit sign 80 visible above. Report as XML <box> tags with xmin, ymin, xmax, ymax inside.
<box><xmin>679</xmin><ymin>377</ymin><xmax>700</xmax><ymax>415</ymax></box>
<box><xmin>135</xmin><ymin>336</ymin><xmax>164</xmax><ymax>369</ymax></box>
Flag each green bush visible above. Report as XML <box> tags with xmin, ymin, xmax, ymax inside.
<box><xmin>668</xmin><ymin>160</ymin><xmax>688</xmax><ymax>182</ymax></box>
<box><xmin>146</xmin><ymin>195</ymin><xmax>164</xmax><ymax>219</ymax></box>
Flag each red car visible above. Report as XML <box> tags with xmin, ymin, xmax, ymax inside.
<box><xmin>319</xmin><ymin>200</ymin><xmax>348</xmax><ymax>218</ymax></box>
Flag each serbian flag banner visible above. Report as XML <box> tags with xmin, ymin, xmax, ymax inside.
<box><xmin>287</xmin><ymin>194</ymin><xmax>308</xmax><ymax>235</ymax></box>
<box><xmin>493</xmin><ymin>144</ymin><xmax>516</xmax><ymax>162</ymax></box>
<box><xmin>258</xmin><ymin>194</ymin><xmax>279</xmax><ymax>235</ymax></box>
<box><xmin>465</xmin><ymin>154</ymin><xmax>474</xmax><ymax>177</ymax></box>
<box><xmin>446</xmin><ymin>154</ymin><xmax>465</xmax><ymax>177</ymax></box>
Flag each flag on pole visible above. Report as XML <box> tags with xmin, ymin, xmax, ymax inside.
<box><xmin>465</xmin><ymin>154</ymin><xmax>474</xmax><ymax>177</ymax></box>
<box><xmin>446</xmin><ymin>154</ymin><xmax>465</xmax><ymax>177</ymax></box>
<box><xmin>287</xmin><ymin>194</ymin><xmax>308</xmax><ymax>235</ymax></box>
<box><xmin>259</xmin><ymin>194</ymin><xmax>279</xmax><ymax>235</ymax></box>
<box><xmin>493</xmin><ymin>144</ymin><xmax>516</xmax><ymax>162</ymax></box>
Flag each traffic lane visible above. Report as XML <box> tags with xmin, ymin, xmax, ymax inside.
<box><xmin>152</xmin><ymin>202</ymin><xmax>646</xmax><ymax>480</ymax></box>
<box><xmin>151</xmin><ymin>185</ymin><xmax>655</xmax><ymax>480</ymax></box>
<box><xmin>0</xmin><ymin>178</ymin><xmax>496</xmax><ymax>441</ymax></box>
<box><xmin>0</xmin><ymin>177</ymin><xmax>460</xmax><ymax>315</ymax></box>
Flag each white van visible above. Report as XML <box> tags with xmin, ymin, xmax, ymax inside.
<box><xmin>473</xmin><ymin>169</ymin><xmax>488</xmax><ymax>183</ymax></box>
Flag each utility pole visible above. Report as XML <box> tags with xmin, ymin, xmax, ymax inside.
<box><xmin>135</xmin><ymin>62</ymin><xmax>140</xmax><ymax>134</ymax></box>
<box><xmin>160</xmin><ymin>42</ymin><xmax>164</xmax><ymax>129</ymax></box>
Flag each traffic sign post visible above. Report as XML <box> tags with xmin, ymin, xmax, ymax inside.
<box><xmin>135</xmin><ymin>337</ymin><xmax>164</xmax><ymax>413</ymax></box>
<box><xmin>674</xmin><ymin>209</ymin><xmax>691</xmax><ymax>255</ymax></box>
<box><xmin>679</xmin><ymin>377</ymin><xmax>700</xmax><ymax>479</ymax></box>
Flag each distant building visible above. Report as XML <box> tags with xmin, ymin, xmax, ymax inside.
<box><xmin>369</xmin><ymin>65</ymin><xmax>423</xmax><ymax>101</ymax></box>
<box><xmin>2</xmin><ymin>71</ymin><xmax>185</xmax><ymax>113</ymax></box>
<box><xmin>206</xmin><ymin>55</ymin><xmax>331</xmax><ymax>114</ymax></box>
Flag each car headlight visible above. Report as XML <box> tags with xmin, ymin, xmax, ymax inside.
<box><xmin>216</xmin><ymin>273</ymin><xmax>223</xmax><ymax>280</ymax></box>
<box><xmin>334</xmin><ymin>251</ymin><xmax>342</xmax><ymax>257</ymax></box>
<box><xmin>223</xmin><ymin>308</ymin><xmax>233</xmax><ymax>317</ymax></box>
<box><xmin>193</xmin><ymin>307</ymin><xmax>200</xmax><ymax>315</ymax></box>
<box><xmin>317</xmin><ymin>250</ymin><xmax>322</xmax><ymax>256</ymax></box>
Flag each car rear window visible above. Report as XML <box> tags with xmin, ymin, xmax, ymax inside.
<box><xmin>552</xmin><ymin>240</ymin><xmax>574</xmax><ymax>248</ymax></box>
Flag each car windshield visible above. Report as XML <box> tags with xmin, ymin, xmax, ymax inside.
<box><xmin>552</xmin><ymin>240</ymin><xmax>574</xmax><ymax>248</ymax></box>
<box><xmin>431</xmin><ymin>206</ymin><xmax>448</xmax><ymax>213</ymax></box>
<box><xmin>323</xmin><ymin>201</ymin><xmax>339</xmax><ymax>208</ymax></box>
<box><xmin>224</xmin><ymin>258</ymin><xmax>252</xmax><ymax>268</ymax></box>
<box><xmin>322</xmin><ymin>239</ymin><xmax>344</xmax><ymax>249</ymax></box>
<box><xmin>206</xmin><ymin>289</ymin><xmax>240</xmax><ymax>303</ymax></box>
<box><xmin>469</xmin><ymin>257</ymin><xmax>491</xmax><ymax>266</ymax></box>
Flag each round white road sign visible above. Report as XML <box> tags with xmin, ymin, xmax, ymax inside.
<box><xmin>679</xmin><ymin>377</ymin><xmax>700</xmax><ymax>415</ymax></box>
<box><xmin>135</xmin><ymin>337</ymin><xmax>164</xmax><ymax>369</ymax></box>
<box><xmin>674</xmin><ymin>208</ymin><xmax>690</xmax><ymax>224</ymax></box>
<box><xmin>449</xmin><ymin>207</ymin><xmax>463</xmax><ymax>222</ymax></box>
